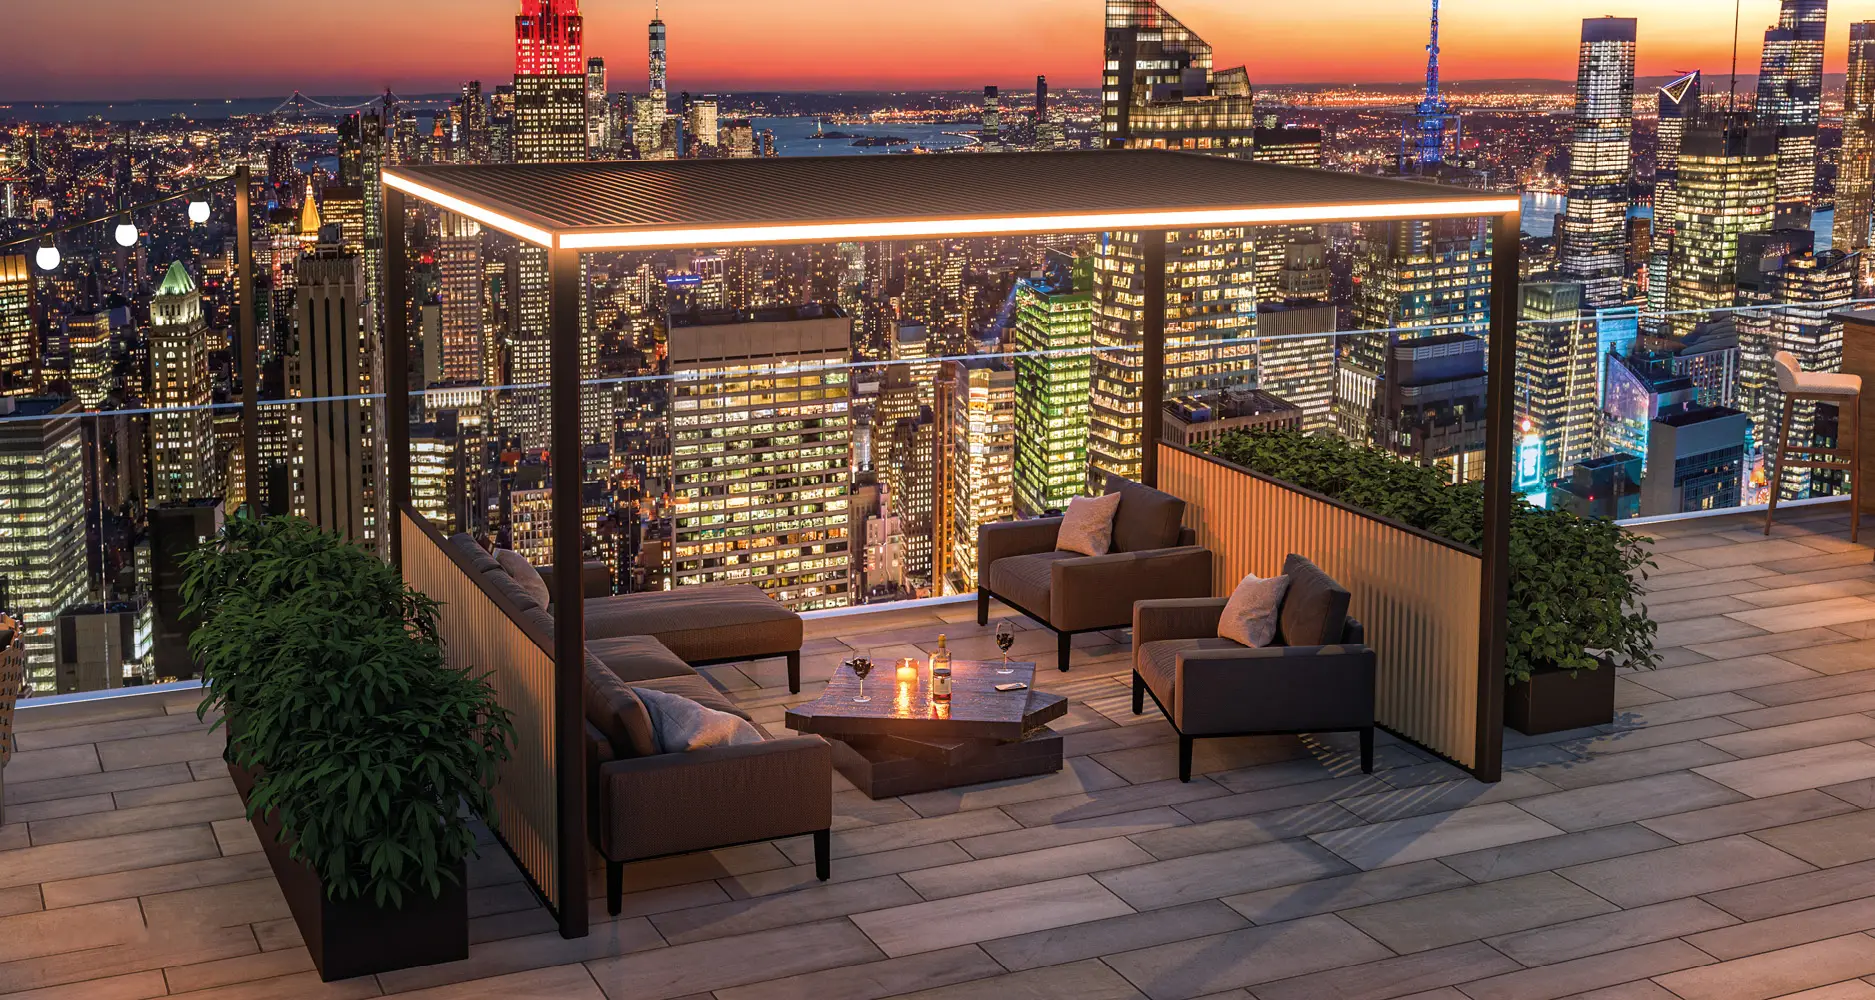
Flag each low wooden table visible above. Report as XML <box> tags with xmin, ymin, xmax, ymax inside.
<box><xmin>785</xmin><ymin>659</ymin><xmax>1068</xmax><ymax>799</ymax></box>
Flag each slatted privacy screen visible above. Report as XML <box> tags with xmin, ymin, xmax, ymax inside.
<box><xmin>399</xmin><ymin>511</ymin><xmax>562</xmax><ymax>914</ymax></box>
<box><xmin>1157</xmin><ymin>444</ymin><xmax>1486</xmax><ymax>770</ymax></box>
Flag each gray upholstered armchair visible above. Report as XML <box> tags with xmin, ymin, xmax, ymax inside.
<box><xmin>1132</xmin><ymin>554</ymin><xmax>1376</xmax><ymax>782</ymax></box>
<box><xmin>978</xmin><ymin>477</ymin><xmax>1213</xmax><ymax>672</ymax></box>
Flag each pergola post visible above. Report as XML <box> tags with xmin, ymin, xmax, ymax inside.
<box><xmin>1474</xmin><ymin>210</ymin><xmax>1522</xmax><ymax>784</ymax></box>
<box><xmin>1141</xmin><ymin>229</ymin><xmax>1168</xmax><ymax>488</ymax></box>
<box><xmin>234</xmin><ymin>165</ymin><xmax>259</xmax><ymax>514</ymax></box>
<box><xmin>548</xmin><ymin>246</ymin><xmax>590</xmax><ymax>939</ymax></box>
<box><xmin>384</xmin><ymin>186</ymin><xmax>409</xmax><ymax>566</ymax></box>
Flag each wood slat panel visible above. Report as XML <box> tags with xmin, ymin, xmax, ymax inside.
<box><xmin>1158</xmin><ymin>445</ymin><xmax>1484</xmax><ymax>769</ymax></box>
<box><xmin>400</xmin><ymin>512</ymin><xmax>560</xmax><ymax>911</ymax></box>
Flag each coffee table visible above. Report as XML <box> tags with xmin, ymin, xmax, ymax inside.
<box><xmin>785</xmin><ymin>659</ymin><xmax>1068</xmax><ymax>799</ymax></box>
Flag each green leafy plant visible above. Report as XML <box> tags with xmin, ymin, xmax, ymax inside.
<box><xmin>1203</xmin><ymin>429</ymin><xmax>1658</xmax><ymax>683</ymax></box>
<box><xmin>189</xmin><ymin>515</ymin><xmax>513</xmax><ymax>907</ymax></box>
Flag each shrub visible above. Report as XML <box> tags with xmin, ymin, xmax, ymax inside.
<box><xmin>1202</xmin><ymin>429</ymin><xmax>1658</xmax><ymax>682</ymax></box>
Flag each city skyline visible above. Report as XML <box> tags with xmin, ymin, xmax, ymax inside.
<box><xmin>14</xmin><ymin>1</ymin><xmax>1875</xmax><ymax>102</ymax></box>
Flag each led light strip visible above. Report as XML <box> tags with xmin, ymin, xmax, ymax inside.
<box><xmin>557</xmin><ymin>198</ymin><xmax>1522</xmax><ymax>251</ymax></box>
<box><xmin>382</xmin><ymin>170</ymin><xmax>556</xmax><ymax>247</ymax></box>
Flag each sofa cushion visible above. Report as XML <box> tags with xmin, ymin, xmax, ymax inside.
<box><xmin>584</xmin><ymin>654</ymin><xmax>658</xmax><ymax>758</ymax></box>
<box><xmin>985</xmin><ymin>550</ymin><xmax>1081</xmax><ymax>620</ymax></box>
<box><xmin>632</xmin><ymin>673</ymin><xmax>753</xmax><ymax>721</ymax></box>
<box><xmin>1279</xmin><ymin>554</ymin><xmax>1352</xmax><ymax>648</ymax></box>
<box><xmin>496</xmin><ymin>548</ymin><xmax>552</xmax><ymax>608</ymax></box>
<box><xmin>1105</xmin><ymin>476</ymin><xmax>1187</xmax><ymax>554</ymax></box>
<box><xmin>1137</xmin><ymin>637</ymin><xmax>1244</xmax><ymax>710</ymax></box>
<box><xmin>632</xmin><ymin>687</ymin><xmax>764</xmax><ymax>754</ymax></box>
<box><xmin>588</xmin><ymin>635</ymin><xmax>696</xmax><ymax>683</ymax></box>
<box><xmin>484</xmin><ymin>564</ymin><xmax>545</xmax><ymax>614</ymax></box>
<box><xmin>584</xmin><ymin>586</ymin><xmax>802</xmax><ymax>663</ymax></box>
<box><xmin>1219</xmin><ymin>574</ymin><xmax>1290</xmax><ymax>648</ymax></box>
<box><xmin>1056</xmin><ymin>492</ymin><xmax>1122</xmax><ymax>556</ymax></box>
<box><xmin>449</xmin><ymin>534</ymin><xmax>502</xmax><ymax>576</ymax></box>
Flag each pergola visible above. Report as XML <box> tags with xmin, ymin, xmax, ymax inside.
<box><xmin>378</xmin><ymin>149</ymin><xmax>1521</xmax><ymax>937</ymax></box>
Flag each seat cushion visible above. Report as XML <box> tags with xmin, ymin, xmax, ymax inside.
<box><xmin>1798</xmin><ymin>371</ymin><xmax>1863</xmax><ymax>396</ymax></box>
<box><xmin>632</xmin><ymin>687</ymin><xmax>764</xmax><ymax>754</ymax></box>
<box><xmin>584</xmin><ymin>586</ymin><xmax>802</xmax><ymax>663</ymax></box>
<box><xmin>584</xmin><ymin>654</ymin><xmax>658</xmax><ymax>759</ymax></box>
<box><xmin>1105</xmin><ymin>476</ymin><xmax>1187</xmax><ymax>553</ymax></box>
<box><xmin>1279</xmin><ymin>554</ymin><xmax>1352</xmax><ymax>648</ymax></box>
<box><xmin>588</xmin><ymin>635</ymin><xmax>696</xmax><ymax>683</ymax></box>
<box><xmin>1137</xmin><ymin>637</ymin><xmax>1244</xmax><ymax>713</ymax></box>
<box><xmin>632</xmin><ymin>673</ymin><xmax>753</xmax><ymax>721</ymax></box>
<box><xmin>985</xmin><ymin>550</ymin><xmax>1082</xmax><ymax>621</ymax></box>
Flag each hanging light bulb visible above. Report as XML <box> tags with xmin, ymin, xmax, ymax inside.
<box><xmin>113</xmin><ymin>213</ymin><xmax>138</xmax><ymax>248</ymax></box>
<box><xmin>34</xmin><ymin>235</ymin><xmax>59</xmax><ymax>272</ymax></box>
<box><xmin>187</xmin><ymin>198</ymin><xmax>210</xmax><ymax>225</ymax></box>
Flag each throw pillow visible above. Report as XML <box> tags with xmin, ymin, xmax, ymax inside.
<box><xmin>632</xmin><ymin>686</ymin><xmax>765</xmax><ymax>754</ymax></box>
<box><xmin>584</xmin><ymin>653</ymin><xmax>658</xmax><ymax>758</ymax></box>
<box><xmin>1219</xmin><ymin>573</ymin><xmax>1292</xmax><ymax>648</ymax></box>
<box><xmin>1056</xmin><ymin>492</ymin><xmax>1123</xmax><ymax>557</ymax></box>
<box><xmin>495</xmin><ymin>548</ymin><xmax>552</xmax><ymax>609</ymax></box>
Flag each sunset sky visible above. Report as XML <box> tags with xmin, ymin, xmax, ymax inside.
<box><xmin>9</xmin><ymin>0</ymin><xmax>1875</xmax><ymax>102</ymax></box>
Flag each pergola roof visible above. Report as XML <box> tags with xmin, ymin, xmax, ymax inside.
<box><xmin>382</xmin><ymin>150</ymin><xmax>1519</xmax><ymax>251</ymax></box>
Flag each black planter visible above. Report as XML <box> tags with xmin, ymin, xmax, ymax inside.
<box><xmin>229</xmin><ymin>761</ymin><xmax>469</xmax><ymax>981</ymax></box>
<box><xmin>1504</xmin><ymin>658</ymin><xmax>1617</xmax><ymax>736</ymax></box>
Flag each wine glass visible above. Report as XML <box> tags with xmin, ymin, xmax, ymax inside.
<box><xmin>850</xmin><ymin>650</ymin><xmax>874</xmax><ymax>703</ymax></box>
<box><xmin>994</xmin><ymin>621</ymin><xmax>1017</xmax><ymax>674</ymax></box>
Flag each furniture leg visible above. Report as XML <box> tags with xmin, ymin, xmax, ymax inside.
<box><xmin>977</xmin><ymin>587</ymin><xmax>989</xmax><ymax>627</ymax></box>
<box><xmin>786</xmin><ymin>651</ymin><xmax>801</xmax><ymax>695</ymax></box>
<box><xmin>1360</xmin><ymin>727</ymin><xmax>1375</xmax><ymax>774</ymax></box>
<box><xmin>814</xmin><ymin>829</ymin><xmax>831</xmax><ymax>881</ymax></box>
<box><xmin>606</xmin><ymin>859</ymin><xmax>622</xmax><ymax>916</ymax></box>
<box><xmin>1767</xmin><ymin>397</ymin><xmax>1796</xmax><ymax>534</ymax></box>
<box><xmin>1852</xmin><ymin>396</ymin><xmax>1863</xmax><ymax>544</ymax></box>
<box><xmin>1177</xmin><ymin>735</ymin><xmax>1194</xmax><ymax>783</ymax></box>
<box><xmin>1132</xmin><ymin>670</ymin><xmax>1145</xmax><ymax>715</ymax></box>
<box><xmin>1057</xmin><ymin>630</ymin><xmax>1072</xmax><ymax>673</ymax></box>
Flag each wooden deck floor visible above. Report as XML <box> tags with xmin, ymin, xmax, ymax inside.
<box><xmin>8</xmin><ymin>502</ymin><xmax>1875</xmax><ymax>999</ymax></box>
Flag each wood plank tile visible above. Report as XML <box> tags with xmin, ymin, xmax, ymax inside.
<box><xmin>0</xmin><ymin>970</ymin><xmax>168</xmax><ymax>1000</ymax></box>
<box><xmin>374</xmin><ymin>919</ymin><xmax>666</xmax><ymax>994</ymax></box>
<box><xmin>1630</xmin><ymin>656</ymin><xmax>1822</xmax><ymax>699</ymax></box>
<box><xmin>1</xmin><ymin>763</ymin><xmax>193</xmax><ymax>807</ymax></box>
<box><xmin>900</xmin><ymin>838</ymin><xmax>1152</xmax><ymax>900</ymax></box>
<box><xmin>1686</xmin><ymin>628</ymin><xmax>1856</xmax><ymax>660</ymax></box>
<box><xmin>1482</xmin><ymin>897</ymin><xmax>1738</xmax><ymax>966</ymax></box>
<box><xmin>0</xmin><ymin>898</ymin><xmax>145</xmax><ymax>963</ymax></box>
<box><xmin>584</xmin><ymin>920</ymin><xmax>884</xmax><ymax>1000</ymax></box>
<box><xmin>27</xmin><ymin>793</ymin><xmax>246</xmax><ymax>847</ymax></box>
<box><xmin>1220</xmin><ymin>859</ymin><xmax>1471</xmax><ymax>924</ymax></box>
<box><xmin>386</xmin><ymin>964</ymin><xmax>606</xmax><ymax>999</ymax></box>
<box><xmin>711</xmin><ymin>946</ymin><xmax>1004</xmax><ymax>1000</ymax></box>
<box><xmin>1249</xmin><ymin>942</ymin><xmax>1518</xmax><ymax>1000</ymax></box>
<box><xmin>1520</xmin><ymin>740</ymin><xmax>1735</xmax><ymax>790</ymax></box>
<box><xmin>1695</xmin><ymin>742</ymin><xmax>1875</xmax><ymax>798</ymax></box>
<box><xmin>3</xmin><ymin>745</ymin><xmax>100</xmax><ymax>785</ymax></box>
<box><xmin>849</xmin><ymin>875</ymin><xmax>1132</xmax><ymax>958</ymax></box>
<box><xmin>1651</xmin><ymin>934</ymin><xmax>1875</xmax><ymax>1000</ymax></box>
<box><xmin>778</xmin><ymin>808</ymin><xmax>1018</xmax><ymax>864</ymax></box>
<box><xmin>161</xmin><ymin>947</ymin><xmax>315</xmax><ymax>994</ymax></box>
<box><xmin>886</xmin><ymin>959</ymin><xmax>1147</xmax><ymax>1000</ymax></box>
<box><xmin>1101</xmin><ymin>913</ymin><xmax>1392</xmax><ymax>1000</ymax></box>
<box><xmin>895</xmin><ymin>757</ymin><xmax>1129</xmax><ymax>818</ymax></box>
<box><xmin>93</xmin><ymin>729</ymin><xmax>227</xmax><ymax>772</ymax></box>
<box><xmin>1337</xmin><ymin>872</ymin><xmax>1615</xmax><ymax>954</ymax></box>
<box><xmin>1515</xmin><ymin>772</ymin><xmax>1747</xmax><ymax>832</ymax></box>
<box><xmin>955</xmin><ymin>805</ymin><xmax>1188</xmax><ymax>860</ymax></box>
<box><xmin>1726</xmin><ymin>597</ymin><xmax>1875</xmax><ymax>634</ymax></box>
<box><xmin>997</xmin><ymin>777</ymin><xmax>1232</xmax><ymax>828</ymax></box>
<box><xmin>979</xmin><ymin>899</ymin><xmax>1247</xmax><ymax>972</ymax></box>
<box><xmin>720</xmin><ymin>841</ymin><xmax>969</xmax><ymax>899</ymax></box>
<box><xmin>39</xmin><ymin>852</ymin><xmax>271</xmax><ymax>909</ymax></box>
<box><xmin>1129</xmin><ymin>802</ymin><xmax>1362</xmax><ymax>860</ymax></box>
<box><xmin>645</xmin><ymin>874</ymin><xmax>921</xmax><ymax>945</ymax></box>
<box><xmin>1684</xmin><ymin>896</ymin><xmax>1875</xmax><ymax>961</ymax></box>
<box><xmin>1557</xmin><ymin>835</ymin><xmax>1813</xmax><ymax>907</ymax></box>
<box><xmin>1306</xmin><ymin>802</ymin><xmax>1564</xmax><ymax>870</ymax></box>
<box><xmin>1452</xmin><ymin>940</ymin><xmax>1716</xmax><ymax>1000</ymax></box>
<box><xmin>0</xmin><ymin>826</ymin><xmax>220</xmax><ymax>890</ymax></box>
<box><xmin>1093</xmin><ymin>838</ymin><xmax>1353</xmax><ymax>911</ymax></box>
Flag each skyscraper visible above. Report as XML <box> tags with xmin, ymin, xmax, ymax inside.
<box><xmin>437</xmin><ymin>212</ymin><xmax>485</xmax><ymax>384</ymax></box>
<box><xmin>1092</xmin><ymin>0</ymin><xmax>1258</xmax><ymax>487</ymax></box>
<box><xmin>0</xmin><ymin>397</ymin><xmax>88</xmax><ymax>691</ymax></box>
<box><xmin>1668</xmin><ymin>115</ymin><xmax>1778</xmax><ymax>337</ymax></box>
<box><xmin>1515</xmin><ymin>282</ymin><xmax>1600</xmax><ymax>483</ymax></box>
<box><xmin>1649</xmin><ymin>71</ymin><xmax>1701</xmax><ymax>333</ymax></box>
<box><xmin>0</xmin><ymin>254</ymin><xmax>34</xmax><ymax>396</ymax></box>
<box><xmin>947</xmin><ymin>363</ymin><xmax>1015</xmax><ymax>592</ymax></box>
<box><xmin>1559</xmin><ymin>17</ymin><xmax>1637</xmax><ymax>308</ymax></box>
<box><xmin>1837</xmin><ymin>23</ymin><xmax>1875</xmax><ymax>262</ymax></box>
<box><xmin>1757</xmin><ymin>0</ymin><xmax>1828</xmax><ymax>229</ymax></box>
<box><xmin>649</xmin><ymin>2</ymin><xmax>667</xmax><ymax>93</ymax></box>
<box><xmin>148</xmin><ymin>263</ymin><xmax>216</xmax><ymax>502</ymax></box>
<box><xmin>586</xmin><ymin>57</ymin><xmax>610</xmax><ymax>157</ymax></box>
<box><xmin>636</xmin><ymin>7</ymin><xmax>672</xmax><ymax>158</ymax></box>
<box><xmin>292</xmin><ymin>230</ymin><xmax>381</xmax><ymax>550</ymax></box>
<box><xmin>982</xmin><ymin>86</ymin><xmax>1001</xmax><ymax>147</ymax></box>
<box><xmin>66</xmin><ymin>312</ymin><xmax>111</xmax><ymax>409</ymax></box>
<box><xmin>1012</xmin><ymin>260</ymin><xmax>1094</xmax><ymax>518</ymax></box>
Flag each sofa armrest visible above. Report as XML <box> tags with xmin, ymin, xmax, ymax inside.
<box><xmin>1134</xmin><ymin>598</ymin><xmax>1229</xmax><ymax>647</ymax></box>
<box><xmin>979</xmin><ymin>517</ymin><xmax>1063</xmax><ymax>576</ymax></box>
<box><xmin>1051</xmin><ymin>545</ymin><xmax>1214</xmax><ymax>632</ymax></box>
<box><xmin>596</xmin><ymin>736</ymin><xmax>832</xmax><ymax>862</ymax></box>
<box><xmin>1174</xmin><ymin>644</ymin><xmax>1376</xmax><ymax>736</ymax></box>
<box><xmin>537</xmin><ymin>561</ymin><xmax>613</xmax><ymax>601</ymax></box>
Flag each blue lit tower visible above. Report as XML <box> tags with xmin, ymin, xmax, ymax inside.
<box><xmin>1403</xmin><ymin>0</ymin><xmax>1460</xmax><ymax>172</ymax></box>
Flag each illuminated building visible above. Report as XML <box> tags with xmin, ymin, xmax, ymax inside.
<box><xmin>1649</xmin><ymin>71</ymin><xmax>1701</xmax><ymax>333</ymax></box>
<box><xmin>1550</xmin><ymin>453</ymin><xmax>1642</xmax><ymax>519</ymax></box>
<box><xmin>636</xmin><ymin>5</ymin><xmax>672</xmax><ymax>158</ymax></box>
<box><xmin>291</xmin><ymin>229</ymin><xmax>381</xmax><ymax>551</ymax></box>
<box><xmin>149</xmin><ymin>263</ymin><xmax>216</xmax><ymax>502</ymax></box>
<box><xmin>338</xmin><ymin>112</ymin><xmax>387</xmax><ymax>298</ymax></box>
<box><xmin>0</xmin><ymin>253</ymin><xmax>34</xmax><ymax>395</ymax></box>
<box><xmin>0</xmin><ymin>397</ymin><xmax>87</xmax><ymax>692</ymax></box>
<box><xmin>1251</xmin><ymin>127</ymin><xmax>1329</xmax><ymax>308</ymax></box>
<box><xmin>1738</xmin><ymin>249</ymin><xmax>1858</xmax><ymax>498</ymax></box>
<box><xmin>1162</xmin><ymin>388</ymin><xmax>1303</xmax><ymax>448</ymax></box>
<box><xmin>437</xmin><ymin>211</ymin><xmax>485</xmax><ymax>383</ymax></box>
<box><xmin>1838</xmin><ymin>23</ymin><xmax>1875</xmax><ymax>263</ymax></box>
<box><xmin>884</xmin><ymin>408</ymin><xmax>937</xmax><ymax>594</ymax></box>
<box><xmin>725</xmin><ymin>120</ymin><xmax>757</xmax><ymax>158</ymax></box>
<box><xmin>688</xmin><ymin>98</ymin><xmax>719</xmax><ymax>150</ymax></box>
<box><xmin>1641</xmin><ymin>405</ymin><xmax>1748</xmax><ymax>516</ymax></box>
<box><xmin>891</xmin><ymin>321</ymin><xmax>939</xmax><ymax>405</ymax></box>
<box><xmin>510</xmin><ymin>486</ymin><xmax>554</xmax><ymax>568</ymax></box>
<box><xmin>319</xmin><ymin>185</ymin><xmax>365</xmax><ymax>255</ymax></box>
<box><xmin>586</xmin><ymin>57</ymin><xmax>610</xmax><ymax>156</ymax></box>
<box><xmin>948</xmin><ymin>362</ymin><xmax>1014</xmax><ymax>592</ymax></box>
<box><xmin>409</xmin><ymin>418</ymin><xmax>463</xmax><ymax>534</ymax></box>
<box><xmin>1102</xmin><ymin>0</ymin><xmax>1256</xmax><ymax>155</ymax></box>
<box><xmin>1602</xmin><ymin>352</ymin><xmax>1697</xmax><ymax>475</ymax></box>
<box><xmin>1012</xmin><ymin>262</ymin><xmax>1094</xmax><ymax>517</ymax></box>
<box><xmin>1254</xmin><ymin>302</ymin><xmax>1336</xmax><ymax>435</ymax></box>
<box><xmin>66</xmin><ymin>312</ymin><xmax>111</xmax><ymax>409</ymax></box>
<box><xmin>1375</xmin><ymin>333</ymin><xmax>1488</xmax><ymax>482</ymax></box>
<box><xmin>1515</xmin><ymin>282</ymin><xmax>1599</xmax><ymax>482</ymax></box>
<box><xmin>982</xmin><ymin>86</ymin><xmax>1001</xmax><ymax>147</ymax></box>
<box><xmin>667</xmin><ymin>305</ymin><xmax>852</xmax><ymax>611</ymax></box>
<box><xmin>1757</xmin><ymin>0</ymin><xmax>1828</xmax><ymax>228</ymax></box>
<box><xmin>1668</xmin><ymin>115</ymin><xmax>1777</xmax><ymax>338</ymax></box>
<box><xmin>1035</xmin><ymin>75</ymin><xmax>1067</xmax><ymax>148</ymax></box>
<box><xmin>1558</xmin><ymin>17</ymin><xmax>1636</xmax><ymax>308</ymax></box>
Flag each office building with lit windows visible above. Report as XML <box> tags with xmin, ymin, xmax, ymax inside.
<box><xmin>0</xmin><ymin>397</ymin><xmax>87</xmax><ymax>693</ymax></box>
<box><xmin>1757</xmin><ymin>0</ymin><xmax>1828</xmax><ymax>229</ymax></box>
<box><xmin>666</xmin><ymin>305</ymin><xmax>852</xmax><ymax>611</ymax></box>
<box><xmin>290</xmin><ymin>233</ymin><xmax>381</xmax><ymax>552</ymax></box>
<box><xmin>1668</xmin><ymin>115</ymin><xmax>1778</xmax><ymax>337</ymax></box>
<box><xmin>437</xmin><ymin>212</ymin><xmax>485</xmax><ymax>384</ymax></box>
<box><xmin>1839</xmin><ymin>24</ymin><xmax>1875</xmax><ymax>259</ymax></box>
<box><xmin>1641</xmin><ymin>405</ymin><xmax>1749</xmax><ymax>516</ymax></box>
<box><xmin>1251</xmin><ymin>127</ymin><xmax>1329</xmax><ymax>308</ymax></box>
<box><xmin>0</xmin><ymin>253</ymin><xmax>34</xmax><ymax>396</ymax></box>
<box><xmin>1516</xmin><ymin>282</ymin><xmax>1600</xmax><ymax>483</ymax></box>
<box><xmin>1012</xmin><ymin>264</ymin><xmax>1094</xmax><ymax>518</ymax></box>
<box><xmin>1559</xmin><ymin>17</ymin><xmax>1637</xmax><ymax>308</ymax></box>
<box><xmin>1738</xmin><ymin>250</ymin><xmax>1858</xmax><ymax>499</ymax></box>
<box><xmin>66</xmin><ymin>312</ymin><xmax>111</xmax><ymax>409</ymax></box>
<box><xmin>149</xmin><ymin>263</ymin><xmax>216</xmax><ymax>502</ymax></box>
<box><xmin>1650</xmin><ymin>71</ymin><xmax>1701</xmax><ymax>332</ymax></box>
<box><xmin>586</xmin><ymin>57</ymin><xmax>610</xmax><ymax>156</ymax></box>
<box><xmin>1254</xmin><ymin>301</ymin><xmax>1337</xmax><ymax>436</ymax></box>
<box><xmin>947</xmin><ymin>363</ymin><xmax>1014</xmax><ymax>593</ymax></box>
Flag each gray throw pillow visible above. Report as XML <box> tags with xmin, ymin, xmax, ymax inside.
<box><xmin>1219</xmin><ymin>573</ymin><xmax>1291</xmax><ymax>648</ymax></box>
<box><xmin>632</xmin><ymin>686</ymin><xmax>765</xmax><ymax>754</ymax></box>
<box><xmin>495</xmin><ymin>548</ymin><xmax>552</xmax><ymax>609</ymax></box>
<box><xmin>1056</xmin><ymin>492</ymin><xmax>1122</xmax><ymax>557</ymax></box>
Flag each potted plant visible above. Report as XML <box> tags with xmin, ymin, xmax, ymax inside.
<box><xmin>1204</xmin><ymin>430</ymin><xmax>1658</xmax><ymax>735</ymax></box>
<box><xmin>186</xmin><ymin>515</ymin><xmax>513</xmax><ymax>980</ymax></box>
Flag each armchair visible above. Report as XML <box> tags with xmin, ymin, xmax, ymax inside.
<box><xmin>1132</xmin><ymin>554</ymin><xmax>1376</xmax><ymax>782</ymax></box>
<box><xmin>977</xmin><ymin>477</ymin><xmax>1214</xmax><ymax>672</ymax></box>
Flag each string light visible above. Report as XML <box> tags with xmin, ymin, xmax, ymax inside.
<box><xmin>112</xmin><ymin>213</ymin><xmax>138</xmax><ymax>248</ymax></box>
<box><xmin>188</xmin><ymin>198</ymin><xmax>210</xmax><ymax>225</ymax></box>
<box><xmin>34</xmin><ymin>235</ymin><xmax>59</xmax><ymax>272</ymax></box>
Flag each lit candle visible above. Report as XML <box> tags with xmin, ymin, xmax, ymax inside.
<box><xmin>895</xmin><ymin>658</ymin><xmax>919</xmax><ymax>684</ymax></box>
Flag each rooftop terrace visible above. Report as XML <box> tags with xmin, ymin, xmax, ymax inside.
<box><xmin>7</xmin><ymin>504</ymin><xmax>1875</xmax><ymax>1000</ymax></box>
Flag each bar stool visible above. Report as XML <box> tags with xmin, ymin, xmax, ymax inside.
<box><xmin>1766</xmin><ymin>350</ymin><xmax>1862</xmax><ymax>542</ymax></box>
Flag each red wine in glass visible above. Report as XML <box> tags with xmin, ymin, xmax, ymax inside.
<box><xmin>850</xmin><ymin>655</ymin><xmax>874</xmax><ymax>703</ymax></box>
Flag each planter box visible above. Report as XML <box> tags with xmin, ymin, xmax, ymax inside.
<box><xmin>228</xmin><ymin>760</ymin><xmax>469</xmax><ymax>981</ymax></box>
<box><xmin>1505</xmin><ymin>659</ymin><xmax>1616</xmax><ymax>736</ymax></box>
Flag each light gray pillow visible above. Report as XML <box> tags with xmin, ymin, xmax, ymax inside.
<box><xmin>495</xmin><ymin>548</ymin><xmax>552</xmax><ymax>609</ymax></box>
<box><xmin>632</xmin><ymin>686</ymin><xmax>765</xmax><ymax>754</ymax></box>
<box><xmin>1220</xmin><ymin>573</ymin><xmax>1291</xmax><ymax>648</ymax></box>
<box><xmin>1056</xmin><ymin>492</ymin><xmax>1122</xmax><ymax>557</ymax></box>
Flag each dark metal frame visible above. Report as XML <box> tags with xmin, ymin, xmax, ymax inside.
<box><xmin>605</xmin><ymin>829</ymin><xmax>830</xmax><ymax>916</ymax></box>
<box><xmin>975</xmin><ymin>586</ymin><xmax>1119</xmax><ymax>674</ymax></box>
<box><xmin>1131</xmin><ymin>668</ymin><xmax>1376</xmax><ymax>783</ymax></box>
